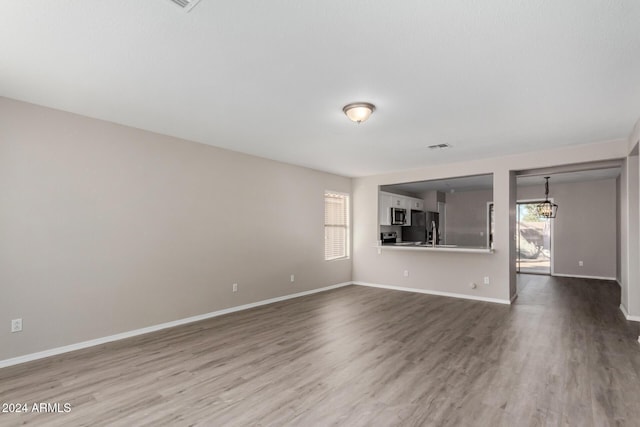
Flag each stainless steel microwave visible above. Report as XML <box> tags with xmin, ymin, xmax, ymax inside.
<box><xmin>391</xmin><ymin>207</ymin><xmax>407</xmax><ymax>225</ymax></box>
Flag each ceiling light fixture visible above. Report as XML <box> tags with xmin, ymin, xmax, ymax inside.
<box><xmin>536</xmin><ymin>177</ymin><xmax>558</xmax><ymax>218</ymax></box>
<box><xmin>343</xmin><ymin>102</ymin><xmax>375</xmax><ymax>124</ymax></box>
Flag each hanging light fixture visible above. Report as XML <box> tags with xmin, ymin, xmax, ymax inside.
<box><xmin>536</xmin><ymin>176</ymin><xmax>558</xmax><ymax>218</ymax></box>
<box><xmin>343</xmin><ymin>102</ymin><xmax>375</xmax><ymax>123</ymax></box>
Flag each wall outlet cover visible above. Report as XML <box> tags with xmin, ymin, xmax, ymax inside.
<box><xmin>11</xmin><ymin>318</ymin><xmax>22</xmax><ymax>333</ymax></box>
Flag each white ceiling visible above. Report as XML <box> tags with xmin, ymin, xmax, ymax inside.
<box><xmin>2</xmin><ymin>1</ymin><xmax>639</xmax><ymax>177</ymax></box>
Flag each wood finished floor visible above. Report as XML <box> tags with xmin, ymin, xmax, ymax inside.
<box><xmin>1</xmin><ymin>275</ymin><xmax>640</xmax><ymax>426</ymax></box>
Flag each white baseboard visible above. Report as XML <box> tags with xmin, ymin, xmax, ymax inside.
<box><xmin>510</xmin><ymin>293</ymin><xmax>519</xmax><ymax>304</ymax></box>
<box><xmin>552</xmin><ymin>273</ymin><xmax>617</xmax><ymax>281</ymax></box>
<box><xmin>352</xmin><ymin>281</ymin><xmax>511</xmax><ymax>305</ymax></box>
<box><xmin>620</xmin><ymin>303</ymin><xmax>629</xmax><ymax>318</ymax></box>
<box><xmin>0</xmin><ymin>282</ymin><xmax>352</xmax><ymax>369</ymax></box>
<box><xmin>620</xmin><ymin>304</ymin><xmax>640</xmax><ymax>322</ymax></box>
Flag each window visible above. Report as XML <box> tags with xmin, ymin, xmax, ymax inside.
<box><xmin>324</xmin><ymin>191</ymin><xmax>350</xmax><ymax>260</ymax></box>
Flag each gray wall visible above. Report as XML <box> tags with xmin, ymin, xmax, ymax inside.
<box><xmin>518</xmin><ymin>179</ymin><xmax>617</xmax><ymax>279</ymax></box>
<box><xmin>444</xmin><ymin>189</ymin><xmax>493</xmax><ymax>247</ymax></box>
<box><xmin>619</xmin><ymin>161</ymin><xmax>629</xmax><ymax>311</ymax></box>
<box><xmin>627</xmin><ymin>140</ymin><xmax>640</xmax><ymax>315</ymax></box>
<box><xmin>418</xmin><ymin>190</ymin><xmax>446</xmax><ymax>212</ymax></box>
<box><xmin>616</xmin><ymin>175</ymin><xmax>621</xmax><ymax>282</ymax></box>
<box><xmin>0</xmin><ymin>97</ymin><xmax>352</xmax><ymax>361</ymax></box>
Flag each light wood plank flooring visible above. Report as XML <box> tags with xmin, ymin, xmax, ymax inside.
<box><xmin>1</xmin><ymin>275</ymin><xmax>640</xmax><ymax>426</ymax></box>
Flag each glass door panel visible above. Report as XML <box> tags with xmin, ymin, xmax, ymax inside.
<box><xmin>517</xmin><ymin>202</ymin><xmax>551</xmax><ymax>275</ymax></box>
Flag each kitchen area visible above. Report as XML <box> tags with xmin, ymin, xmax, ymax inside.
<box><xmin>378</xmin><ymin>174</ymin><xmax>494</xmax><ymax>254</ymax></box>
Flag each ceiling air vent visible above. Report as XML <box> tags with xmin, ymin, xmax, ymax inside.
<box><xmin>427</xmin><ymin>143</ymin><xmax>451</xmax><ymax>150</ymax></box>
<box><xmin>169</xmin><ymin>0</ymin><xmax>202</xmax><ymax>12</ymax></box>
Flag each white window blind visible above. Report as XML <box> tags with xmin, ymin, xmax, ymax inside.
<box><xmin>324</xmin><ymin>191</ymin><xmax>349</xmax><ymax>261</ymax></box>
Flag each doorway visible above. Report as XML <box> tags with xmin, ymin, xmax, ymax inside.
<box><xmin>516</xmin><ymin>201</ymin><xmax>552</xmax><ymax>275</ymax></box>
<box><xmin>487</xmin><ymin>200</ymin><xmax>553</xmax><ymax>275</ymax></box>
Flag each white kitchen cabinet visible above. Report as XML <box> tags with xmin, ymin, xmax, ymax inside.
<box><xmin>379</xmin><ymin>192</ymin><xmax>393</xmax><ymax>225</ymax></box>
<box><xmin>408</xmin><ymin>198</ymin><xmax>423</xmax><ymax>211</ymax></box>
<box><xmin>379</xmin><ymin>192</ymin><xmax>424</xmax><ymax>226</ymax></box>
<box><xmin>391</xmin><ymin>195</ymin><xmax>405</xmax><ymax>208</ymax></box>
<box><xmin>402</xmin><ymin>197</ymin><xmax>423</xmax><ymax>226</ymax></box>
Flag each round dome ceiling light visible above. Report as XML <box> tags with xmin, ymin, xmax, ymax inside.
<box><xmin>343</xmin><ymin>102</ymin><xmax>376</xmax><ymax>124</ymax></box>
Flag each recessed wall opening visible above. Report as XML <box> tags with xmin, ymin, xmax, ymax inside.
<box><xmin>379</xmin><ymin>174</ymin><xmax>494</xmax><ymax>249</ymax></box>
<box><xmin>514</xmin><ymin>161</ymin><xmax>623</xmax><ymax>279</ymax></box>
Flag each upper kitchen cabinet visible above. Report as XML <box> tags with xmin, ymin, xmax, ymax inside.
<box><xmin>408</xmin><ymin>198</ymin><xmax>424</xmax><ymax>211</ymax></box>
<box><xmin>378</xmin><ymin>191</ymin><xmax>424</xmax><ymax>226</ymax></box>
<box><xmin>379</xmin><ymin>192</ymin><xmax>393</xmax><ymax>225</ymax></box>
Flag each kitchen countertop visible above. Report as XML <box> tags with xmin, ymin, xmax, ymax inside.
<box><xmin>377</xmin><ymin>243</ymin><xmax>493</xmax><ymax>254</ymax></box>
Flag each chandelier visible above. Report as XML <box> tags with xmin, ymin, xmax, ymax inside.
<box><xmin>536</xmin><ymin>177</ymin><xmax>558</xmax><ymax>218</ymax></box>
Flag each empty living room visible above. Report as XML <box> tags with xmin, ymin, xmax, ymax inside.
<box><xmin>2</xmin><ymin>1</ymin><xmax>640</xmax><ymax>426</ymax></box>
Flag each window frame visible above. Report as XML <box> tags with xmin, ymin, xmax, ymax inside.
<box><xmin>324</xmin><ymin>190</ymin><xmax>350</xmax><ymax>261</ymax></box>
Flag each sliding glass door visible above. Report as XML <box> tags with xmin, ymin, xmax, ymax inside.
<box><xmin>516</xmin><ymin>202</ymin><xmax>551</xmax><ymax>274</ymax></box>
<box><xmin>487</xmin><ymin>201</ymin><xmax>552</xmax><ymax>275</ymax></box>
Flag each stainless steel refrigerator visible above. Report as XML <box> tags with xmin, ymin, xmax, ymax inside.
<box><xmin>401</xmin><ymin>210</ymin><xmax>439</xmax><ymax>243</ymax></box>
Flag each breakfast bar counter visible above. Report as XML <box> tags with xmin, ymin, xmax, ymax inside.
<box><xmin>377</xmin><ymin>243</ymin><xmax>493</xmax><ymax>254</ymax></box>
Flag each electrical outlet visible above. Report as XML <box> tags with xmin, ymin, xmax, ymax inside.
<box><xmin>578</xmin><ymin>261</ymin><xmax>584</xmax><ymax>267</ymax></box>
<box><xmin>290</xmin><ymin>274</ymin><xmax>295</xmax><ymax>283</ymax></box>
<box><xmin>11</xmin><ymin>318</ymin><xmax>22</xmax><ymax>333</ymax></box>
<box><xmin>483</xmin><ymin>276</ymin><xmax>490</xmax><ymax>285</ymax></box>
<box><xmin>403</xmin><ymin>270</ymin><xmax>409</xmax><ymax>277</ymax></box>
<box><xmin>232</xmin><ymin>283</ymin><xmax>238</xmax><ymax>293</ymax></box>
